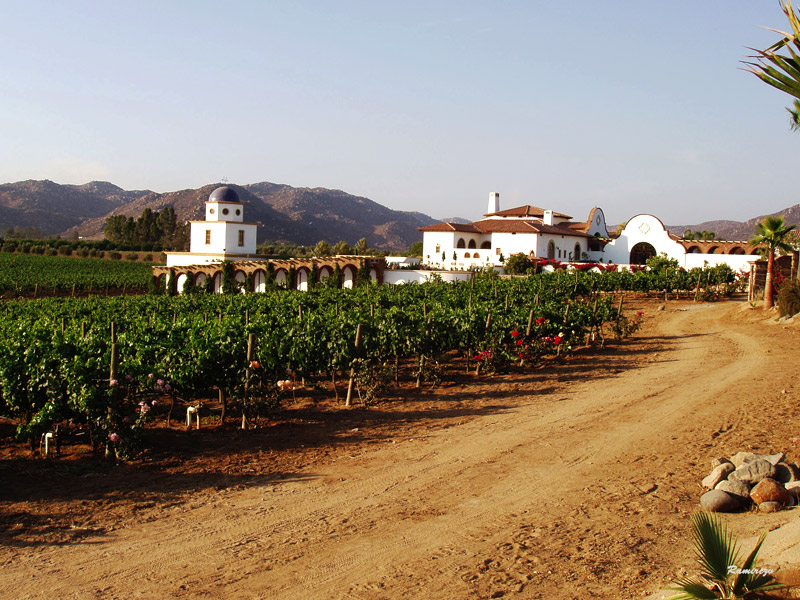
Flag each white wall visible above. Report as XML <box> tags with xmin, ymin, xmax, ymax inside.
<box><xmin>383</xmin><ymin>270</ymin><xmax>473</xmax><ymax>284</ymax></box>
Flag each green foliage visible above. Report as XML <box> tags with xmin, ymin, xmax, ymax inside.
<box><xmin>104</xmin><ymin>206</ymin><xmax>188</xmax><ymax>251</ymax></box>
<box><xmin>221</xmin><ymin>261</ymin><xmax>240</xmax><ymax>295</ymax></box>
<box><xmin>646</xmin><ymin>252</ymin><xmax>680</xmax><ymax>272</ymax></box>
<box><xmin>504</xmin><ymin>252</ymin><xmax>534</xmax><ymax>275</ymax></box>
<box><xmin>407</xmin><ymin>241</ymin><xmax>423</xmax><ymax>257</ymax></box>
<box><xmin>0</xmin><ymin>253</ymin><xmax>153</xmax><ymax>295</ymax></box>
<box><xmin>777</xmin><ymin>278</ymin><xmax>800</xmax><ymax>316</ymax></box>
<box><xmin>669</xmin><ymin>512</ymin><xmax>781</xmax><ymax>599</ymax></box>
<box><xmin>744</xmin><ymin>1</ymin><xmax>800</xmax><ymax>126</ymax></box>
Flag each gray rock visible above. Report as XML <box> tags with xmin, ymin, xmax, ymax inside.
<box><xmin>758</xmin><ymin>501</ymin><xmax>782</xmax><ymax>513</ymax></box>
<box><xmin>711</xmin><ymin>457</ymin><xmax>733</xmax><ymax>469</ymax></box>
<box><xmin>700</xmin><ymin>490</ymin><xmax>740</xmax><ymax>512</ymax></box>
<box><xmin>715</xmin><ymin>479</ymin><xmax>751</xmax><ymax>502</ymax></box>
<box><xmin>773</xmin><ymin>462</ymin><xmax>800</xmax><ymax>484</ymax></box>
<box><xmin>730</xmin><ymin>451</ymin><xmax>785</xmax><ymax>468</ymax></box>
<box><xmin>703</xmin><ymin>462</ymin><xmax>735</xmax><ymax>489</ymax></box>
<box><xmin>785</xmin><ymin>481</ymin><xmax>800</xmax><ymax>498</ymax></box>
<box><xmin>729</xmin><ymin>459</ymin><xmax>776</xmax><ymax>484</ymax></box>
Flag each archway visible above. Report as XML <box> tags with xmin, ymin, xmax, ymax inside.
<box><xmin>456</xmin><ymin>238</ymin><xmax>466</xmax><ymax>249</ymax></box>
<box><xmin>468</xmin><ymin>239</ymin><xmax>476</xmax><ymax>249</ymax></box>
<box><xmin>547</xmin><ymin>241</ymin><xmax>556</xmax><ymax>260</ymax></box>
<box><xmin>573</xmin><ymin>243</ymin><xmax>581</xmax><ymax>261</ymax></box>
<box><xmin>687</xmin><ymin>246</ymin><xmax>701</xmax><ymax>254</ymax></box>
<box><xmin>729</xmin><ymin>247</ymin><xmax>745</xmax><ymax>255</ymax></box>
<box><xmin>343</xmin><ymin>265</ymin><xmax>356</xmax><ymax>289</ymax></box>
<box><xmin>629</xmin><ymin>242</ymin><xmax>656</xmax><ymax>265</ymax></box>
<box><xmin>254</xmin><ymin>270</ymin><xmax>266</xmax><ymax>293</ymax></box>
<box><xmin>480</xmin><ymin>241</ymin><xmax>491</xmax><ymax>249</ymax></box>
<box><xmin>235</xmin><ymin>270</ymin><xmax>247</xmax><ymax>293</ymax></box>
<box><xmin>275</xmin><ymin>269</ymin><xmax>288</xmax><ymax>287</ymax></box>
<box><xmin>296</xmin><ymin>268</ymin><xmax>309</xmax><ymax>291</ymax></box>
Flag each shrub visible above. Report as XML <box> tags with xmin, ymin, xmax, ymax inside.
<box><xmin>57</xmin><ymin>245</ymin><xmax>72</xmax><ymax>256</ymax></box>
<box><xmin>2</xmin><ymin>242</ymin><xmax>17</xmax><ymax>253</ymax></box>
<box><xmin>125</xmin><ymin>252</ymin><xmax>139</xmax><ymax>261</ymax></box>
<box><xmin>45</xmin><ymin>247</ymin><xmax>57</xmax><ymax>256</ymax></box>
<box><xmin>141</xmin><ymin>253</ymin><xmax>153</xmax><ymax>262</ymax></box>
<box><xmin>108</xmin><ymin>251</ymin><xmax>122</xmax><ymax>260</ymax></box>
<box><xmin>778</xmin><ymin>278</ymin><xmax>800</xmax><ymax>317</ymax></box>
<box><xmin>504</xmin><ymin>253</ymin><xmax>534</xmax><ymax>275</ymax></box>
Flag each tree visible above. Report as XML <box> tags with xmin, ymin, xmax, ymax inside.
<box><xmin>332</xmin><ymin>240</ymin><xmax>352</xmax><ymax>255</ymax></box>
<box><xmin>407</xmin><ymin>241</ymin><xmax>423</xmax><ymax>257</ymax></box>
<box><xmin>504</xmin><ymin>253</ymin><xmax>534</xmax><ymax>275</ymax></box>
<box><xmin>744</xmin><ymin>1</ymin><xmax>800</xmax><ymax>129</ymax></box>
<box><xmin>749</xmin><ymin>215</ymin><xmax>796</xmax><ymax>308</ymax></box>
<box><xmin>312</xmin><ymin>240</ymin><xmax>332</xmax><ymax>257</ymax></box>
<box><xmin>354</xmin><ymin>237</ymin><xmax>369</xmax><ymax>256</ymax></box>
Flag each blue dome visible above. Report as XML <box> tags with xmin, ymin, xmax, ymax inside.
<box><xmin>208</xmin><ymin>186</ymin><xmax>240</xmax><ymax>204</ymax></box>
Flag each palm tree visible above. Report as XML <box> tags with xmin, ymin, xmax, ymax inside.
<box><xmin>668</xmin><ymin>512</ymin><xmax>781</xmax><ymax>599</ymax></box>
<box><xmin>744</xmin><ymin>1</ymin><xmax>800</xmax><ymax>127</ymax></box>
<box><xmin>749</xmin><ymin>215</ymin><xmax>796</xmax><ymax>308</ymax></box>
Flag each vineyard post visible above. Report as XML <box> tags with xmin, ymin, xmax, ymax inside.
<box><xmin>345</xmin><ymin>323</ymin><xmax>363</xmax><ymax>407</ymax></box>
<box><xmin>520</xmin><ymin>309</ymin><xmax>534</xmax><ymax>366</ymax></box>
<box><xmin>505</xmin><ymin>294</ymin><xmax>509</xmax><ymax>310</ymax></box>
<box><xmin>590</xmin><ymin>296</ymin><xmax>599</xmax><ymax>343</ymax></box>
<box><xmin>242</xmin><ymin>332</ymin><xmax>255</xmax><ymax>429</ymax></box>
<box><xmin>694</xmin><ymin>272</ymin><xmax>701</xmax><ymax>301</ymax></box>
<box><xmin>107</xmin><ymin>322</ymin><xmax>119</xmax><ymax>460</ymax></box>
<box><xmin>81</xmin><ymin>321</ymin><xmax>86</xmax><ymax>337</ymax></box>
<box><xmin>71</xmin><ymin>283</ymin><xmax>75</xmax><ymax>297</ymax></box>
<box><xmin>33</xmin><ymin>284</ymin><xmax>37</xmax><ymax>298</ymax></box>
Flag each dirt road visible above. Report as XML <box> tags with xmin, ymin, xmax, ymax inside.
<box><xmin>3</xmin><ymin>299</ymin><xmax>799</xmax><ymax>599</ymax></box>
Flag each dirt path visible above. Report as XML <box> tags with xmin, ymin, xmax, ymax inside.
<box><xmin>3</xmin><ymin>299</ymin><xmax>799</xmax><ymax>600</ymax></box>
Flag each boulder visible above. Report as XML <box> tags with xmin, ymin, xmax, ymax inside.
<box><xmin>729</xmin><ymin>459</ymin><xmax>776</xmax><ymax>484</ymax></box>
<box><xmin>758</xmin><ymin>501</ymin><xmax>782</xmax><ymax>513</ymax></box>
<box><xmin>703</xmin><ymin>462</ymin><xmax>735</xmax><ymax>489</ymax></box>
<box><xmin>711</xmin><ymin>457</ymin><xmax>733</xmax><ymax>469</ymax></box>
<box><xmin>750</xmin><ymin>478</ymin><xmax>792</xmax><ymax>507</ymax></box>
<box><xmin>700</xmin><ymin>490</ymin><xmax>740</xmax><ymax>513</ymax></box>
<box><xmin>715</xmin><ymin>479</ymin><xmax>751</xmax><ymax>503</ymax></box>
<box><xmin>773</xmin><ymin>462</ymin><xmax>800</xmax><ymax>484</ymax></box>
<box><xmin>730</xmin><ymin>452</ymin><xmax>784</xmax><ymax>468</ymax></box>
<box><xmin>785</xmin><ymin>481</ymin><xmax>800</xmax><ymax>499</ymax></box>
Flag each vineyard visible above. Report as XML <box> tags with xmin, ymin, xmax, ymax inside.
<box><xmin>0</xmin><ymin>263</ymin><xmax>741</xmax><ymax>459</ymax></box>
<box><xmin>0</xmin><ymin>253</ymin><xmax>155</xmax><ymax>296</ymax></box>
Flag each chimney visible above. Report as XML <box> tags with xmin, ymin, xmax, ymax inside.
<box><xmin>543</xmin><ymin>209</ymin><xmax>554</xmax><ymax>225</ymax></box>
<box><xmin>488</xmin><ymin>192</ymin><xmax>500</xmax><ymax>214</ymax></box>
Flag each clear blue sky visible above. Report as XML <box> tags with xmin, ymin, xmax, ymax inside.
<box><xmin>1</xmin><ymin>1</ymin><xmax>797</xmax><ymax>227</ymax></box>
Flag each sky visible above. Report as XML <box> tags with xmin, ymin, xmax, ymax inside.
<box><xmin>1</xmin><ymin>1</ymin><xmax>798</xmax><ymax>226</ymax></box>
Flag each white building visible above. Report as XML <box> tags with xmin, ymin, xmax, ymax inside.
<box><xmin>419</xmin><ymin>193</ymin><xmax>759</xmax><ymax>271</ymax></box>
<box><xmin>165</xmin><ymin>186</ymin><xmax>265</xmax><ymax>267</ymax></box>
<box><xmin>419</xmin><ymin>193</ymin><xmax>605</xmax><ymax>269</ymax></box>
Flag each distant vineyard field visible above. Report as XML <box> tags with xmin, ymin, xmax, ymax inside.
<box><xmin>0</xmin><ymin>253</ymin><xmax>155</xmax><ymax>294</ymax></box>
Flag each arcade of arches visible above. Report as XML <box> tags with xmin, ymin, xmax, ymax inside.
<box><xmin>153</xmin><ymin>257</ymin><xmax>385</xmax><ymax>294</ymax></box>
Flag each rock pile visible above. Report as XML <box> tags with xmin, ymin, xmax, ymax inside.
<box><xmin>699</xmin><ymin>451</ymin><xmax>800</xmax><ymax>513</ymax></box>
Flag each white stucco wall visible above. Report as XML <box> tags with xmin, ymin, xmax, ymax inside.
<box><xmin>383</xmin><ymin>270</ymin><xmax>473</xmax><ymax>284</ymax></box>
<box><xmin>603</xmin><ymin>214</ymin><xmax>759</xmax><ymax>270</ymax></box>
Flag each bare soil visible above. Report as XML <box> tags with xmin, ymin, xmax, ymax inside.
<box><xmin>2</xmin><ymin>296</ymin><xmax>800</xmax><ymax>600</ymax></box>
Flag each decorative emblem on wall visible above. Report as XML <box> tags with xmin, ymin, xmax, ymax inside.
<box><xmin>638</xmin><ymin>222</ymin><xmax>650</xmax><ymax>234</ymax></box>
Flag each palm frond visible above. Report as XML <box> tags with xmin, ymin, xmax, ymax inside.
<box><xmin>691</xmin><ymin>512</ymin><xmax>739</xmax><ymax>589</ymax></box>
<box><xmin>667</xmin><ymin>577</ymin><xmax>721</xmax><ymax>600</ymax></box>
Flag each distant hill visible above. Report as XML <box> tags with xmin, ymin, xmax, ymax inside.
<box><xmin>50</xmin><ymin>181</ymin><xmax>440</xmax><ymax>251</ymax></box>
<box><xmin>668</xmin><ymin>204</ymin><xmax>800</xmax><ymax>241</ymax></box>
<box><xmin>0</xmin><ymin>180</ymin><xmax>152</xmax><ymax>235</ymax></box>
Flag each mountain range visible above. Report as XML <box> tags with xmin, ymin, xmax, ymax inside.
<box><xmin>0</xmin><ymin>180</ymin><xmax>441</xmax><ymax>251</ymax></box>
<box><xmin>0</xmin><ymin>179</ymin><xmax>796</xmax><ymax>249</ymax></box>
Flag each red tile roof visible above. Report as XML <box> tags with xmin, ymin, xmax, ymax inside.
<box><xmin>484</xmin><ymin>205</ymin><xmax>572</xmax><ymax>219</ymax></box>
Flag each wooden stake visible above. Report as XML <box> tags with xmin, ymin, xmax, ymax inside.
<box><xmin>345</xmin><ymin>323</ymin><xmax>363</xmax><ymax>407</ymax></box>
